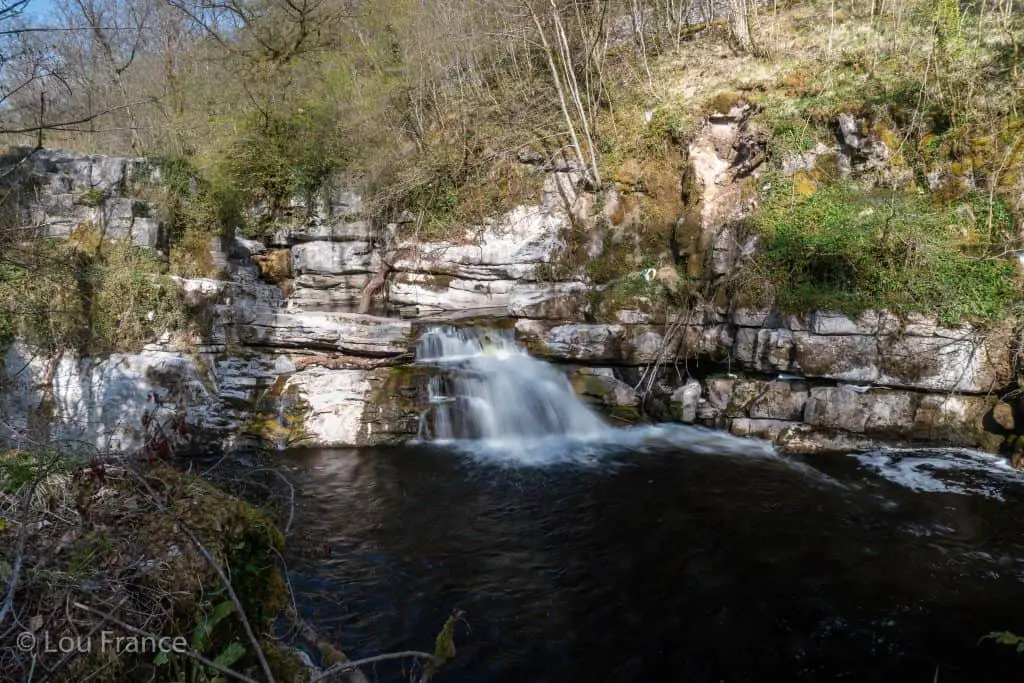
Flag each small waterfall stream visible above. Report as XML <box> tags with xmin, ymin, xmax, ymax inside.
<box><xmin>415</xmin><ymin>326</ymin><xmax>610</xmax><ymax>441</ymax></box>
<box><xmin>412</xmin><ymin>325</ymin><xmax>777</xmax><ymax>465</ymax></box>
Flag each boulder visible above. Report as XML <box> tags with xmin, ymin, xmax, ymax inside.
<box><xmin>748</xmin><ymin>381</ymin><xmax>809</xmax><ymax>421</ymax></box>
<box><xmin>670</xmin><ymin>379</ymin><xmax>702</xmax><ymax>423</ymax></box>
<box><xmin>292</xmin><ymin>240</ymin><xmax>376</xmax><ymax>276</ymax></box>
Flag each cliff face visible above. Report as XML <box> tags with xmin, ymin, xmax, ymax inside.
<box><xmin>0</xmin><ymin>144</ymin><xmax>1019</xmax><ymax>458</ymax></box>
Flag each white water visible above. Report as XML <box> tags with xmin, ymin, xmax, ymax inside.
<box><xmin>854</xmin><ymin>448</ymin><xmax>1023</xmax><ymax>501</ymax></box>
<box><xmin>416</xmin><ymin>326</ymin><xmax>611</xmax><ymax>440</ymax></box>
<box><xmin>414</xmin><ymin>325</ymin><xmax>776</xmax><ymax>465</ymax></box>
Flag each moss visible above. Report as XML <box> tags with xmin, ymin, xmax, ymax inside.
<box><xmin>77</xmin><ymin>188</ymin><xmax>106</xmax><ymax>207</ymax></box>
<box><xmin>243</xmin><ymin>380</ymin><xmax>312</xmax><ymax>448</ymax></box>
<box><xmin>705</xmin><ymin>91</ymin><xmax>746</xmax><ymax>115</ymax></box>
<box><xmin>2</xmin><ymin>458</ymin><xmax>294</xmax><ymax>682</ymax></box>
<box><xmin>421</xmin><ymin>273</ymin><xmax>453</xmax><ymax>291</ymax></box>
<box><xmin>585</xmin><ymin>238</ymin><xmax>633</xmax><ymax>284</ymax></box>
<box><xmin>610</xmin><ymin>405</ymin><xmax>643</xmax><ymax>422</ymax></box>
<box><xmin>745</xmin><ymin>180</ymin><xmax>1020</xmax><ymax>325</ymax></box>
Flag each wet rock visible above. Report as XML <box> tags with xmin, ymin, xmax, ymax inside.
<box><xmin>775</xmin><ymin>424</ymin><xmax>889</xmax><ymax>455</ymax></box>
<box><xmin>729</xmin><ymin>418</ymin><xmax>799</xmax><ymax>442</ymax></box>
<box><xmin>571</xmin><ymin>368</ymin><xmax>639</xmax><ymax>418</ymax></box>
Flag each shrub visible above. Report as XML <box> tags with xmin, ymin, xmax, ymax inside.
<box><xmin>750</xmin><ymin>181</ymin><xmax>1019</xmax><ymax>325</ymax></box>
<box><xmin>221</xmin><ymin>103</ymin><xmax>345</xmax><ymax>214</ymax></box>
<box><xmin>0</xmin><ymin>236</ymin><xmax>192</xmax><ymax>356</ymax></box>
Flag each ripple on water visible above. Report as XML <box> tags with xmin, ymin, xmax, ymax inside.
<box><xmin>853</xmin><ymin>448</ymin><xmax>1024</xmax><ymax>501</ymax></box>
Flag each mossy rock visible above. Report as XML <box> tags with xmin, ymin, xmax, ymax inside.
<box><xmin>3</xmin><ymin>462</ymin><xmax>298</xmax><ymax>682</ymax></box>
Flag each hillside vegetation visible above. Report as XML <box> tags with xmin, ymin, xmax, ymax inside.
<box><xmin>0</xmin><ymin>0</ymin><xmax>1020</xmax><ymax>345</ymax></box>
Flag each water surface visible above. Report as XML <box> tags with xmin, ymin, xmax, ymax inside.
<box><xmin>284</xmin><ymin>441</ymin><xmax>1024</xmax><ymax>682</ymax></box>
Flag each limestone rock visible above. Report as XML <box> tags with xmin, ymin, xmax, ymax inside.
<box><xmin>228</xmin><ymin>310</ymin><xmax>412</xmax><ymax>357</ymax></box>
<box><xmin>809</xmin><ymin>310</ymin><xmax>899</xmax><ymax>336</ymax></box>
<box><xmin>283</xmin><ymin>367</ymin><xmax>373</xmax><ymax>446</ymax></box>
<box><xmin>292</xmin><ymin>241</ymin><xmax>376</xmax><ymax>276</ymax></box>
<box><xmin>748</xmin><ymin>381</ymin><xmax>809</xmax><ymax>421</ymax></box>
<box><xmin>571</xmin><ymin>368</ymin><xmax>639</xmax><ymax>419</ymax></box>
<box><xmin>729</xmin><ymin>418</ymin><xmax>800</xmax><ymax>442</ymax></box>
<box><xmin>792</xmin><ymin>333</ymin><xmax>879</xmax><ymax>382</ymax></box>
<box><xmin>670</xmin><ymin>379</ymin><xmax>702</xmax><ymax>424</ymax></box>
<box><xmin>508</xmin><ymin>282</ymin><xmax>591</xmax><ymax>320</ymax></box>
<box><xmin>804</xmin><ymin>386</ymin><xmax>915</xmax><ymax>436</ymax></box>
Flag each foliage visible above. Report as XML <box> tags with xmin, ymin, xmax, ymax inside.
<box><xmin>980</xmin><ymin>631</ymin><xmax>1024</xmax><ymax>653</ymax></box>
<box><xmin>160</xmin><ymin>156</ymin><xmax>242</xmax><ymax>276</ymax></box>
<box><xmin>750</xmin><ymin>181</ymin><xmax>1019</xmax><ymax>325</ymax></box>
<box><xmin>220</xmin><ymin>103</ymin><xmax>345</xmax><ymax>214</ymax></box>
<box><xmin>0</xmin><ymin>235</ymin><xmax>192</xmax><ymax>355</ymax></box>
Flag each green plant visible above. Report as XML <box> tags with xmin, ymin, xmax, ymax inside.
<box><xmin>222</xmin><ymin>103</ymin><xmax>345</xmax><ymax>214</ymax></box>
<box><xmin>979</xmin><ymin>631</ymin><xmax>1024</xmax><ymax>653</ymax></box>
<box><xmin>77</xmin><ymin>188</ymin><xmax>106</xmax><ymax>207</ymax></box>
<box><xmin>749</xmin><ymin>181</ymin><xmax>1019</xmax><ymax>325</ymax></box>
<box><xmin>0</xmin><ymin>235</ymin><xmax>193</xmax><ymax>355</ymax></box>
<box><xmin>155</xmin><ymin>599</ymin><xmax>246</xmax><ymax>683</ymax></box>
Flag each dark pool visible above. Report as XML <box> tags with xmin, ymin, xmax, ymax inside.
<box><xmin>282</xmin><ymin>437</ymin><xmax>1024</xmax><ymax>682</ymax></box>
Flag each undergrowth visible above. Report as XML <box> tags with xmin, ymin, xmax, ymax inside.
<box><xmin>0</xmin><ymin>235</ymin><xmax>192</xmax><ymax>355</ymax></box>
<box><xmin>750</xmin><ymin>181</ymin><xmax>1019</xmax><ymax>325</ymax></box>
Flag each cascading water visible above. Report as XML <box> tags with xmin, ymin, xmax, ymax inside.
<box><xmin>415</xmin><ymin>326</ymin><xmax>610</xmax><ymax>441</ymax></box>
<box><xmin>413</xmin><ymin>325</ymin><xmax>776</xmax><ymax>465</ymax></box>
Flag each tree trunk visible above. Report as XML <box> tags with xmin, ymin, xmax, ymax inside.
<box><xmin>728</xmin><ymin>0</ymin><xmax>754</xmax><ymax>53</ymax></box>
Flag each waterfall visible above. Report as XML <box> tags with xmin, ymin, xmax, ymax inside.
<box><xmin>413</xmin><ymin>325</ymin><xmax>776</xmax><ymax>466</ymax></box>
<box><xmin>415</xmin><ymin>326</ymin><xmax>610</xmax><ymax>441</ymax></box>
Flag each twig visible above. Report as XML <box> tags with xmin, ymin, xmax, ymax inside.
<box><xmin>72</xmin><ymin>602</ymin><xmax>260</xmax><ymax>683</ymax></box>
<box><xmin>125</xmin><ymin>468</ymin><xmax>277</xmax><ymax>683</ymax></box>
<box><xmin>0</xmin><ymin>454</ymin><xmax>45</xmax><ymax>627</ymax></box>
<box><xmin>283</xmin><ymin>604</ymin><xmax>369</xmax><ymax>683</ymax></box>
<box><xmin>308</xmin><ymin>651</ymin><xmax>437</xmax><ymax>683</ymax></box>
<box><xmin>0</xmin><ymin>100</ymin><xmax>154</xmax><ymax>136</ymax></box>
<box><xmin>36</xmin><ymin>597</ymin><xmax>129</xmax><ymax>683</ymax></box>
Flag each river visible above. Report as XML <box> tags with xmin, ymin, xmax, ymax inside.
<box><xmin>283</xmin><ymin>440</ymin><xmax>1024</xmax><ymax>682</ymax></box>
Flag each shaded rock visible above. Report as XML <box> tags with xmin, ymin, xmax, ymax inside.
<box><xmin>804</xmin><ymin>386</ymin><xmax>916</xmax><ymax>436</ymax></box>
<box><xmin>910</xmin><ymin>394</ymin><xmax>996</xmax><ymax>447</ymax></box>
<box><xmin>729</xmin><ymin>418</ymin><xmax>799</xmax><ymax>442</ymax></box>
<box><xmin>748</xmin><ymin>381</ymin><xmax>809</xmax><ymax>421</ymax></box>
<box><xmin>508</xmin><ymin>282</ymin><xmax>591</xmax><ymax>320</ymax></box>
<box><xmin>876</xmin><ymin>332</ymin><xmax>1011</xmax><ymax>393</ymax></box>
<box><xmin>776</xmin><ymin>424</ymin><xmax>889</xmax><ymax>455</ymax></box>
<box><xmin>993</xmin><ymin>401</ymin><xmax>1016</xmax><ymax>431</ymax></box>
<box><xmin>571</xmin><ymin>368</ymin><xmax>639</xmax><ymax>419</ymax></box>
<box><xmin>792</xmin><ymin>333</ymin><xmax>879</xmax><ymax>382</ymax></box>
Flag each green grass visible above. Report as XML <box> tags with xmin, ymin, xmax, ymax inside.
<box><xmin>0</xmin><ymin>237</ymin><xmax>193</xmax><ymax>355</ymax></box>
<box><xmin>751</xmin><ymin>181</ymin><xmax>1019</xmax><ymax>325</ymax></box>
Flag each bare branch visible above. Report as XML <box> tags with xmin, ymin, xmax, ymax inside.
<box><xmin>72</xmin><ymin>602</ymin><xmax>261</xmax><ymax>683</ymax></box>
<box><xmin>125</xmin><ymin>467</ymin><xmax>278</xmax><ymax>683</ymax></box>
